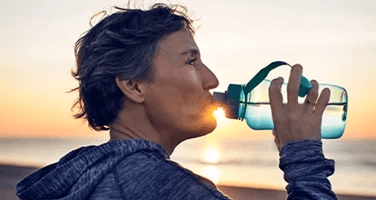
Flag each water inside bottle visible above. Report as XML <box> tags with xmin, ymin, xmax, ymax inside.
<box><xmin>241</xmin><ymin>103</ymin><xmax>347</xmax><ymax>139</ymax></box>
<box><xmin>238</xmin><ymin>79</ymin><xmax>348</xmax><ymax>139</ymax></box>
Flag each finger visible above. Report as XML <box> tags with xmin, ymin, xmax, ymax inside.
<box><xmin>272</xmin><ymin>129</ymin><xmax>280</xmax><ymax>140</ymax></box>
<box><xmin>274</xmin><ymin>136</ymin><xmax>282</xmax><ymax>152</ymax></box>
<box><xmin>304</xmin><ymin>80</ymin><xmax>319</xmax><ymax>112</ymax></box>
<box><xmin>314</xmin><ymin>88</ymin><xmax>331</xmax><ymax>116</ymax></box>
<box><xmin>269</xmin><ymin>77</ymin><xmax>284</xmax><ymax>118</ymax></box>
<box><xmin>274</xmin><ymin>137</ymin><xmax>279</xmax><ymax>149</ymax></box>
<box><xmin>287</xmin><ymin>64</ymin><xmax>303</xmax><ymax>107</ymax></box>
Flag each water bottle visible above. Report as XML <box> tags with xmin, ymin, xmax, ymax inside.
<box><xmin>213</xmin><ymin>61</ymin><xmax>348</xmax><ymax>139</ymax></box>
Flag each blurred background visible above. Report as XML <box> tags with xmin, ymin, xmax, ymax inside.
<box><xmin>1</xmin><ymin>0</ymin><xmax>376</xmax><ymax>197</ymax></box>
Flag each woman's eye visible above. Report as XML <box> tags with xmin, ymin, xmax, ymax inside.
<box><xmin>188</xmin><ymin>59</ymin><xmax>197</xmax><ymax>65</ymax></box>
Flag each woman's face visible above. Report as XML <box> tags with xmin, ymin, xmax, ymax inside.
<box><xmin>143</xmin><ymin>29</ymin><xmax>219</xmax><ymax>142</ymax></box>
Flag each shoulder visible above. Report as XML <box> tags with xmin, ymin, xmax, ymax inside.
<box><xmin>113</xmin><ymin>150</ymin><xmax>204</xmax><ymax>186</ymax></box>
<box><xmin>113</xmin><ymin>150</ymin><xmax>229</xmax><ymax>199</ymax></box>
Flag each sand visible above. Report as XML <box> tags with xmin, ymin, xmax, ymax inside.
<box><xmin>2</xmin><ymin>164</ymin><xmax>375</xmax><ymax>200</ymax></box>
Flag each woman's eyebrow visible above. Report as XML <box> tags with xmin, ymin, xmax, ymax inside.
<box><xmin>179</xmin><ymin>49</ymin><xmax>198</xmax><ymax>56</ymax></box>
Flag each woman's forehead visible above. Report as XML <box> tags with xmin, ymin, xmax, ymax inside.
<box><xmin>157</xmin><ymin>29</ymin><xmax>198</xmax><ymax>57</ymax></box>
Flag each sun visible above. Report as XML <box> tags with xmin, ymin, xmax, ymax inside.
<box><xmin>201</xmin><ymin>147</ymin><xmax>221</xmax><ymax>164</ymax></box>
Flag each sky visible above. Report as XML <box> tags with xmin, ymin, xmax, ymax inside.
<box><xmin>1</xmin><ymin>0</ymin><xmax>376</xmax><ymax>140</ymax></box>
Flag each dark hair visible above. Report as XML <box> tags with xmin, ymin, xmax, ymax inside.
<box><xmin>71</xmin><ymin>3</ymin><xmax>195</xmax><ymax>131</ymax></box>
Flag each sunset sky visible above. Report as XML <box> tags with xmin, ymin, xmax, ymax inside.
<box><xmin>1</xmin><ymin>0</ymin><xmax>376</xmax><ymax>140</ymax></box>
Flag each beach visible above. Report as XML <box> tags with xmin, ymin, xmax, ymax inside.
<box><xmin>2</xmin><ymin>164</ymin><xmax>375</xmax><ymax>200</ymax></box>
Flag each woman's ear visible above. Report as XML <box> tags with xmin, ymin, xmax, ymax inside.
<box><xmin>115</xmin><ymin>77</ymin><xmax>145</xmax><ymax>103</ymax></box>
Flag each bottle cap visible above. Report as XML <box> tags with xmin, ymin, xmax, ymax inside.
<box><xmin>213</xmin><ymin>85</ymin><xmax>241</xmax><ymax>119</ymax></box>
<box><xmin>212</xmin><ymin>84</ymin><xmax>242</xmax><ymax>120</ymax></box>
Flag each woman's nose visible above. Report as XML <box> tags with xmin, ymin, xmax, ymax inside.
<box><xmin>202</xmin><ymin>64</ymin><xmax>219</xmax><ymax>90</ymax></box>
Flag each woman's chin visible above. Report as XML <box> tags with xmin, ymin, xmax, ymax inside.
<box><xmin>195</xmin><ymin>116</ymin><xmax>218</xmax><ymax>135</ymax></box>
<box><xmin>183</xmin><ymin>107</ymin><xmax>218</xmax><ymax>138</ymax></box>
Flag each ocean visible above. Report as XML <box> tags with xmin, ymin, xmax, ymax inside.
<box><xmin>1</xmin><ymin>137</ymin><xmax>375</xmax><ymax>196</ymax></box>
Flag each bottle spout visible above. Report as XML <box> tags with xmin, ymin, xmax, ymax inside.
<box><xmin>212</xmin><ymin>92</ymin><xmax>227</xmax><ymax>105</ymax></box>
<box><xmin>213</xmin><ymin>90</ymin><xmax>240</xmax><ymax>120</ymax></box>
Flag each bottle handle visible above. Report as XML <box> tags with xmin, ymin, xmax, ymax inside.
<box><xmin>240</xmin><ymin>61</ymin><xmax>312</xmax><ymax>120</ymax></box>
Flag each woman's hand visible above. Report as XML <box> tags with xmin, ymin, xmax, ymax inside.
<box><xmin>269</xmin><ymin>64</ymin><xmax>331</xmax><ymax>151</ymax></box>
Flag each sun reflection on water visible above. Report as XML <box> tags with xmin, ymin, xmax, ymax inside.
<box><xmin>200</xmin><ymin>165</ymin><xmax>221</xmax><ymax>184</ymax></box>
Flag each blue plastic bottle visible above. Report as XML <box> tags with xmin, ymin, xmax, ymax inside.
<box><xmin>213</xmin><ymin>61</ymin><xmax>348</xmax><ymax>139</ymax></box>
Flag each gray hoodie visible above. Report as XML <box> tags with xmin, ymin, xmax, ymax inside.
<box><xmin>16</xmin><ymin>139</ymin><xmax>337</xmax><ymax>199</ymax></box>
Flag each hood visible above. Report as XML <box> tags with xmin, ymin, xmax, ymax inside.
<box><xmin>16</xmin><ymin>139</ymin><xmax>169</xmax><ymax>200</ymax></box>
